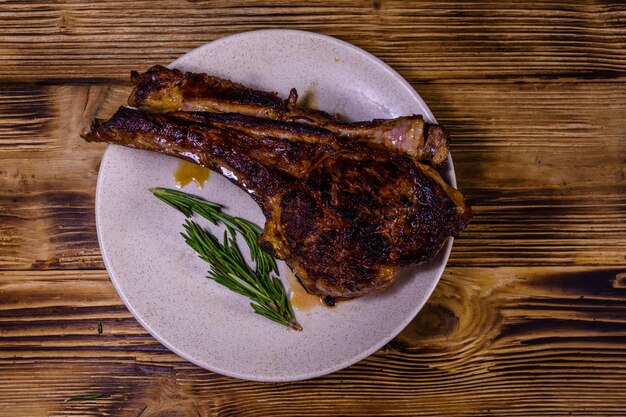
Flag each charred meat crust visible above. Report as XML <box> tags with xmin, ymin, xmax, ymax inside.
<box><xmin>171</xmin><ymin>111</ymin><xmax>342</xmax><ymax>150</ymax></box>
<box><xmin>82</xmin><ymin>106</ymin><xmax>471</xmax><ymax>299</ymax></box>
<box><xmin>129</xmin><ymin>66</ymin><xmax>286</xmax><ymax>113</ymax></box>
<box><xmin>129</xmin><ymin>65</ymin><xmax>450</xmax><ymax>166</ymax></box>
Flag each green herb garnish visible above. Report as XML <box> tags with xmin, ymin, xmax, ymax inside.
<box><xmin>97</xmin><ymin>322</ymin><xmax>103</xmax><ymax>334</ymax></box>
<box><xmin>151</xmin><ymin>187</ymin><xmax>301</xmax><ymax>331</ymax></box>
<box><xmin>65</xmin><ymin>393</ymin><xmax>104</xmax><ymax>402</ymax></box>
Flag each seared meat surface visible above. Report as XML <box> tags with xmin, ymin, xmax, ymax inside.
<box><xmin>83</xmin><ymin>106</ymin><xmax>471</xmax><ymax>299</ymax></box>
<box><xmin>129</xmin><ymin>65</ymin><xmax>450</xmax><ymax>166</ymax></box>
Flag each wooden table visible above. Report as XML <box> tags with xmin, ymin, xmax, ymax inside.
<box><xmin>1</xmin><ymin>1</ymin><xmax>625</xmax><ymax>415</ymax></box>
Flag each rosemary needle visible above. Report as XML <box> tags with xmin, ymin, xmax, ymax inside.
<box><xmin>64</xmin><ymin>393</ymin><xmax>104</xmax><ymax>402</ymax></box>
<box><xmin>151</xmin><ymin>187</ymin><xmax>301</xmax><ymax>331</ymax></box>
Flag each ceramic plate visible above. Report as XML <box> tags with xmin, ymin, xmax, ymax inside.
<box><xmin>96</xmin><ymin>29</ymin><xmax>456</xmax><ymax>381</ymax></box>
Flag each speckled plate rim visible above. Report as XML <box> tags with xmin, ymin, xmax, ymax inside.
<box><xmin>96</xmin><ymin>29</ymin><xmax>456</xmax><ymax>381</ymax></box>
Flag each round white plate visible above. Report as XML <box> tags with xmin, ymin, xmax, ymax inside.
<box><xmin>96</xmin><ymin>29</ymin><xmax>456</xmax><ymax>381</ymax></box>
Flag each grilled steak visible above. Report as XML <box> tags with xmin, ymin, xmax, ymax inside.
<box><xmin>83</xmin><ymin>106</ymin><xmax>471</xmax><ymax>299</ymax></box>
<box><xmin>128</xmin><ymin>65</ymin><xmax>450</xmax><ymax>166</ymax></box>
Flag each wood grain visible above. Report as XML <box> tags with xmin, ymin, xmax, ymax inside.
<box><xmin>0</xmin><ymin>1</ymin><xmax>625</xmax><ymax>83</ymax></box>
<box><xmin>1</xmin><ymin>82</ymin><xmax>624</xmax><ymax>270</ymax></box>
<box><xmin>2</xmin><ymin>267</ymin><xmax>626</xmax><ymax>416</ymax></box>
<box><xmin>1</xmin><ymin>2</ymin><xmax>625</xmax><ymax>415</ymax></box>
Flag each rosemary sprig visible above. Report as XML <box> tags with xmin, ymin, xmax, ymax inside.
<box><xmin>152</xmin><ymin>187</ymin><xmax>277</xmax><ymax>278</ymax></box>
<box><xmin>151</xmin><ymin>187</ymin><xmax>301</xmax><ymax>331</ymax></box>
<box><xmin>182</xmin><ymin>220</ymin><xmax>300</xmax><ymax>330</ymax></box>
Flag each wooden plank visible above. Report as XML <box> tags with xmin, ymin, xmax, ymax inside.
<box><xmin>0</xmin><ymin>82</ymin><xmax>624</xmax><ymax>270</ymax></box>
<box><xmin>0</xmin><ymin>85</ymin><xmax>111</xmax><ymax>270</ymax></box>
<box><xmin>1</xmin><ymin>267</ymin><xmax>626</xmax><ymax>416</ymax></box>
<box><xmin>0</xmin><ymin>0</ymin><xmax>625</xmax><ymax>83</ymax></box>
<box><xmin>425</xmin><ymin>82</ymin><xmax>626</xmax><ymax>267</ymax></box>
<box><xmin>1</xmin><ymin>2</ymin><xmax>624</xmax><ymax>416</ymax></box>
